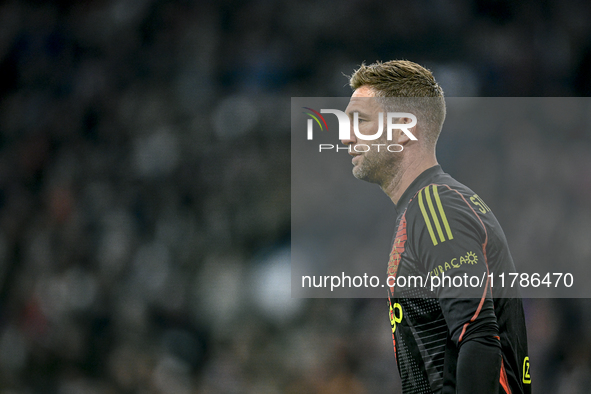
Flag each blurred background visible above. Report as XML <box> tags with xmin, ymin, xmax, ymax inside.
<box><xmin>1</xmin><ymin>0</ymin><xmax>591</xmax><ymax>393</ymax></box>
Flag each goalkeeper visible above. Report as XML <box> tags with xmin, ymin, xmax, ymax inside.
<box><xmin>341</xmin><ymin>60</ymin><xmax>531</xmax><ymax>394</ymax></box>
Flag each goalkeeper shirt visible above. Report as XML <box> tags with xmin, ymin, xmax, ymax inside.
<box><xmin>387</xmin><ymin>165</ymin><xmax>531</xmax><ymax>394</ymax></box>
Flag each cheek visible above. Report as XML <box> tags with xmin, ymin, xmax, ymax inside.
<box><xmin>357</xmin><ymin>121</ymin><xmax>381</xmax><ymax>140</ymax></box>
<box><xmin>373</xmin><ymin>133</ymin><xmax>389</xmax><ymax>145</ymax></box>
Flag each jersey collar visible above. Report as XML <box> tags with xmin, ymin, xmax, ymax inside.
<box><xmin>394</xmin><ymin>165</ymin><xmax>444</xmax><ymax>213</ymax></box>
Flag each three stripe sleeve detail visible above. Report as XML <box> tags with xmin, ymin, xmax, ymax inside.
<box><xmin>418</xmin><ymin>185</ymin><xmax>454</xmax><ymax>246</ymax></box>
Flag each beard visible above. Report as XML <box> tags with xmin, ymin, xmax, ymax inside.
<box><xmin>352</xmin><ymin>148</ymin><xmax>403</xmax><ymax>186</ymax></box>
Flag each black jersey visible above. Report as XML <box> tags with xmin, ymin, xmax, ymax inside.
<box><xmin>387</xmin><ymin>165</ymin><xmax>530</xmax><ymax>394</ymax></box>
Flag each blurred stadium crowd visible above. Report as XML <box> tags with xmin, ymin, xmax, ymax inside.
<box><xmin>0</xmin><ymin>0</ymin><xmax>591</xmax><ymax>393</ymax></box>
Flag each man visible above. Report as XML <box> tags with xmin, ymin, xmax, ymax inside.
<box><xmin>341</xmin><ymin>60</ymin><xmax>531</xmax><ymax>393</ymax></box>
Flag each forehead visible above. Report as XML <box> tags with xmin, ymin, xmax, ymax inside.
<box><xmin>346</xmin><ymin>86</ymin><xmax>380</xmax><ymax>114</ymax></box>
<box><xmin>352</xmin><ymin>85</ymin><xmax>376</xmax><ymax>98</ymax></box>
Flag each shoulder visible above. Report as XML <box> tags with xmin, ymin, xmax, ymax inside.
<box><xmin>405</xmin><ymin>182</ymin><xmax>486</xmax><ymax>247</ymax></box>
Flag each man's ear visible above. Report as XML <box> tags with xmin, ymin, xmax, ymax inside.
<box><xmin>396</xmin><ymin>117</ymin><xmax>417</xmax><ymax>145</ymax></box>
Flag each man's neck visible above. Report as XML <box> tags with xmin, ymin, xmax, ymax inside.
<box><xmin>381</xmin><ymin>154</ymin><xmax>438</xmax><ymax>205</ymax></box>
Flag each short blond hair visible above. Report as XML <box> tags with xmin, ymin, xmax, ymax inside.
<box><xmin>349</xmin><ymin>60</ymin><xmax>446</xmax><ymax>146</ymax></box>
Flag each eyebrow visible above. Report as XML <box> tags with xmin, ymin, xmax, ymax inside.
<box><xmin>345</xmin><ymin>108</ymin><xmax>371</xmax><ymax>118</ymax></box>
